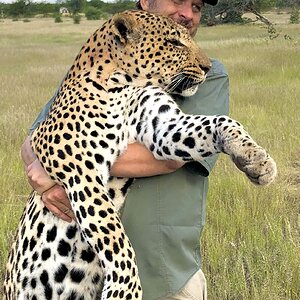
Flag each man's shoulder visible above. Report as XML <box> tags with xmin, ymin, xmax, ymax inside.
<box><xmin>208</xmin><ymin>58</ymin><xmax>228</xmax><ymax>78</ymax></box>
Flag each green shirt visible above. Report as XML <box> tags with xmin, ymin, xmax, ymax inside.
<box><xmin>121</xmin><ymin>59</ymin><xmax>229</xmax><ymax>299</ymax></box>
<box><xmin>29</xmin><ymin>59</ymin><xmax>229</xmax><ymax>300</ymax></box>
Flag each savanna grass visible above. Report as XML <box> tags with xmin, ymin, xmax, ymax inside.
<box><xmin>0</xmin><ymin>16</ymin><xmax>299</xmax><ymax>299</ymax></box>
<box><xmin>197</xmin><ymin>22</ymin><xmax>300</xmax><ymax>300</ymax></box>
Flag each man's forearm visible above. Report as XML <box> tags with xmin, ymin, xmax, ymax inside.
<box><xmin>110</xmin><ymin>143</ymin><xmax>184</xmax><ymax>177</ymax></box>
<box><xmin>21</xmin><ymin>137</ymin><xmax>183</xmax><ymax>180</ymax></box>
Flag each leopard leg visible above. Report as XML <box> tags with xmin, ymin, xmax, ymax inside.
<box><xmin>66</xmin><ymin>178</ymin><xmax>142</xmax><ymax>300</ymax></box>
<box><xmin>31</xmin><ymin>115</ymin><xmax>142</xmax><ymax>299</ymax></box>
<box><xmin>133</xmin><ymin>86</ymin><xmax>277</xmax><ymax>185</ymax></box>
<box><xmin>215</xmin><ymin>123</ymin><xmax>277</xmax><ymax>185</ymax></box>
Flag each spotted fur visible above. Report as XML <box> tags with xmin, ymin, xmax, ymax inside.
<box><xmin>4</xmin><ymin>10</ymin><xmax>277</xmax><ymax>300</ymax></box>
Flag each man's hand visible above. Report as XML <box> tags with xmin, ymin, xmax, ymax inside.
<box><xmin>41</xmin><ymin>184</ymin><xmax>75</xmax><ymax>223</ymax></box>
<box><xmin>26</xmin><ymin>158</ymin><xmax>56</xmax><ymax>195</ymax></box>
<box><xmin>26</xmin><ymin>158</ymin><xmax>75</xmax><ymax>222</ymax></box>
<box><xmin>22</xmin><ymin>137</ymin><xmax>75</xmax><ymax>223</ymax></box>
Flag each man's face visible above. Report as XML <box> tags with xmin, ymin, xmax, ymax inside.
<box><xmin>139</xmin><ymin>0</ymin><xmax>203</xmax><ymax>37</ymax></box>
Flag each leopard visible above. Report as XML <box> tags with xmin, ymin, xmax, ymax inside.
<box><xmin>4</xmin><ymin>9</ymin><xmax>277</xmax><ymax>300</ymax></box>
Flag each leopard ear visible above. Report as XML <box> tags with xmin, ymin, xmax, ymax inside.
<box><xmin>112</xmin><ymin>13</ymin><xmax>140</xmax><ymax>45</ymax></box>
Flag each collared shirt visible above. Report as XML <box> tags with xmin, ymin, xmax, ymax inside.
<box><xmin>121</xmin><ymin>59</ymin><xmax>229</xmax><ymax>299</ymax></box>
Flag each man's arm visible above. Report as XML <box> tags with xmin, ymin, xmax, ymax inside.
<box><xmin>21</xmin><ymin>136</ymin><xmax>184</xmax><ymax>222</ymax></box>
<box><xmin>110</xmin><ymin>143</ymin><xmax>184</xmax><ymax>177</ymax></box>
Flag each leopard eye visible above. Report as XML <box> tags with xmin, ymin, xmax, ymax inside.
<box><xmin>166</xmin><ymin>39</ymin><xmax>184</xmax><ymax>47</ymax></box>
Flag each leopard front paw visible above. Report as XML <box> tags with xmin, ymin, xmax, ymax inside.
<box><xmin>231</xmin><ymin>146</ymin><xmax>277</xmax><ymax>185</ymax></box>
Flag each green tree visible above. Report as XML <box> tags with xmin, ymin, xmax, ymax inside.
<box><xmin>251</xmin><ymin>0</ymin><xmax>276</xmax><ymax>11</ymax></box>
<box><xmin>35</xmin><ymin>3</ymin><xmax>56</xmax><ymax>16</ymax></box>
<box><xmin>84</xmin><ymin>0</ymin><xmax>135</xmax><ymax>17</ymax></box>
<box><xmin>67</xmin><ymin>0</ymin><xmax>85</xmax><ymax>14</ymax></box>
<box><xmin>85</xmin><ymin>6</ymin><xmax>101</xmax><ymax>20</ymax></box>
<box><xmin>87</xmin><ymin>0</ymin><xmax>106</xmax><ymax>10</ymax></box>
<box><xmin>0</xmin><ymin>3</ymin><xmax>9</xmax><ymax>18</ymax></box>
<box><xmin>8</xmin><ymin>0</ymin><xmax>33</xmax><ymax>18</ymax></box>
<box><xmin>203</xmin><ymin>0</ymin><xmax>274</xmax><ymax>25</ymax></box>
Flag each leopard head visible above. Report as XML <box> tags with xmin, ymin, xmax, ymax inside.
<box><xmin>71</xmin><ymin>10</ymin><xmax>211</xmax><ymax>97</ymax></box>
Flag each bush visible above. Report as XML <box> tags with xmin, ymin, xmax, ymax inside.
<box><xmin>99</xmin><ymin>12</ymin><xmax>110</xmax><ymax>20</ymax></box>
<box><xmin>23</xmin><ymin>18</ymin><xmax>30</xmax><ymax>22</ymax></box>
<box><xmin>290</xmin><ymin>8</ymin><xmax>299</xmax><ymax>24</ymax></box>
<box><xmin>54</xmin><ymin>14</ymin><xmax>62</xmax><ymax>23</ymax></box>
<box><xmin>73</xmin><ymin>14</ymin><xmax>81</xmax><ymax>24</ymax></box>
<box><xmin>85</xmin><ymin>6</ymin><xmax>100</xmax><ymax>20</ymax></box>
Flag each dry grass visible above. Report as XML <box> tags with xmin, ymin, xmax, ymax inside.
<box><xmin>0</xmin><ymin>16</ymin><xmax>299</xmax><ymax>299</ymax></box>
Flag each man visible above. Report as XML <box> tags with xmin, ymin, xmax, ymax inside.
<box><xmin>21</xmin><ymin>0</ymin><xmax>228</xmax><ymax>299</ymax></box>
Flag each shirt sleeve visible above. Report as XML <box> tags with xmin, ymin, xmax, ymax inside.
<box><xmin>177</xmin><ymin>59</ymin><xmax>230</xmax><ymax>176</ymax></box>
<box><xmin>28</xmin><ymin>77</ymin><xmax>65</xmax><ymax>135</ymax></box>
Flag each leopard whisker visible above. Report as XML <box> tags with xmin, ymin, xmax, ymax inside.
<box><xmin>165</xmin><ymin>74</ymin><xmax>186</xmax><ymax>93</ymax></box>
<box><xmin>165</xmin><ymin>73</ymin><xmax>198</xmax><ymax>94</ymax></box>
